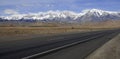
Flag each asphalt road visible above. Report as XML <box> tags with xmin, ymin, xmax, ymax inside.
<box><xmin>0</xmin><ymin>29</ymin><xmax>120</xmax><ymax>59</ymax></box>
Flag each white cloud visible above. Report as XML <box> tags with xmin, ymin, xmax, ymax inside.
<box><xmin>4</xmin><ymin>9</ymin><xmax>19</xmax><ymax>15</ymax></box>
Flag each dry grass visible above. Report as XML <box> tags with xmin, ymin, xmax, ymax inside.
<box><xmin>0</xmin><ymin>27</ymin><xmax>94</xmax><ymax>36</ymax></box>
<box><xmin>0</xmin><ymin>20</ymin><xmax>120</xmax><ymax>36</ymax></box>
<box><xmin>0</xmin><ymin>27</ymin><xmax>117</xmax><ymax>37</ymax></box>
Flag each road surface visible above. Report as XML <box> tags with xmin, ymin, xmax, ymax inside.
<box><xmin>0</xmin><ymin>29</ymin><xmax>119</xmax><ymax>59</ymax></box>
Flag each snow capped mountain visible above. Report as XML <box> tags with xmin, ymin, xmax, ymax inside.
<box><xmin>0</xmin><ymin>9</ymin><xmax>120</xmax><ymax>23</ymax></box>
<box><xmin>76</xmin><ymin>9</ymin><xmax>120</xmax><ymax>22</ymax></box>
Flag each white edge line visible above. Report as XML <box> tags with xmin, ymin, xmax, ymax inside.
<box><xmin>21</xmin><ymin>35</ymin><xmax>100</xmax><ymax>59</ymax></box>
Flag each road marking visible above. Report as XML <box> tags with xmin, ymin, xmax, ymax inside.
<box><xmin>22</xmin><ymin>34</ymin><xmax>102</xmax><ymax>59</ymax></box>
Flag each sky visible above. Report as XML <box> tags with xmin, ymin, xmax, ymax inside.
<box><xmin>0</xmin><ymin>0</ymin><xmax>120</xmax><ymax>16</ymax></box>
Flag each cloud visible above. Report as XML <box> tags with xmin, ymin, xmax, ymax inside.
<box><xmin>4</xmin><ymin>9</ymin><xmax>19</xmax><ymax>15</ymax></box>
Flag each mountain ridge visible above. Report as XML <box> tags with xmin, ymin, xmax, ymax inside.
<box><xmin>0</xmin><ymin>9</ymin><xmax>120</xmax><ymax>23</ymax></box>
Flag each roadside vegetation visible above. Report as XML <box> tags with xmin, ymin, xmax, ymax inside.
<box><xmin>0</xmin><ymin>20</ymin><xmax>120</xmax><ymax>36</ymax></box>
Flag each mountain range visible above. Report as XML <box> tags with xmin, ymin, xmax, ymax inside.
<box><xmin>0</xmin><ymin>9</ymin><xmax>120</xmax><ymax>23</ymax></box>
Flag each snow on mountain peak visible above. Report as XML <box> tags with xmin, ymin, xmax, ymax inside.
<box><xmin>0</xmin><ymin>9</ymin><xmax>120</xmax><ymax>22</ymax></box>
<box><xmin>82</xmin><ymin>9</ymin><xmax>107</xmax><ymax>16</ymax></box>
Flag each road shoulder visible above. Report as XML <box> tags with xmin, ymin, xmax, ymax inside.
<box><xmin>85</xmin><ymin>33</ymin><xmax>120</xmax><ymax>59</ymax></box>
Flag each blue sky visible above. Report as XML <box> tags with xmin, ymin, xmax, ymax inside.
<box><xmin>0</xmin><ymin>0</ymin><xmax>120</xmax><ymax>16</ymax></box>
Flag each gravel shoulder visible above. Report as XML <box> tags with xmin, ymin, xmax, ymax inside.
<box><xmin>86</xmin><ymin>33</ymin><xmax>120</xmax><ymax>59</ymax></box>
